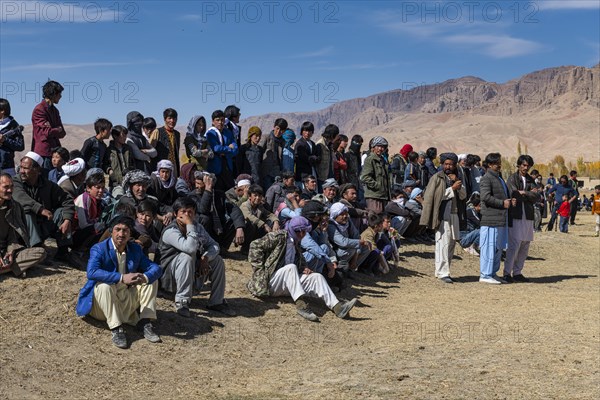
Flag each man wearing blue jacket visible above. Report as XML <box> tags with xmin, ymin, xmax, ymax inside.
<box><xmin>76</xmin><ymin>216</ymin><xmax>162</xmax><ymax>349</ymax></box>
<box><xmin>205</xmin><ymin>109</ymin><xmax>238</xmax><ymax>191</ymax></box>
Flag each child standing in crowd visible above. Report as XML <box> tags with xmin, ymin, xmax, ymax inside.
<box><xmin>0</xmin><ymin>98</ymin><xmax>25</xmax><ymax>176</ymax></box>
<box><xmin>592</xmin><ymin>185</ymin><xmax>600</xmax><ymax>237</ymax></box>
<box><xmin>81</xmin><ymin>118</ymin><xmax>112</xmax><ymax>170</ymax></box>
<box><xmin>48</xmin><ymin>147</ymin><xmax>69</xmax><ymax>183</ymax></box>
<box><xmin>557</xmin><ymin>193</ymin><xmax>571</xmax><ymax>233</ymax></box>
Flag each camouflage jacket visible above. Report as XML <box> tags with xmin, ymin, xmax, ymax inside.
<box><xmin>247</xmin><ymin>231</ymin><xmax>306</xmax><ymax>297</ymax></box>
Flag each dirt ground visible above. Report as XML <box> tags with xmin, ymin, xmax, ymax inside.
<box><xmin>1</xmin><ymin>211</ymin><xmax>598</xmax><ymax>400</ymax></box>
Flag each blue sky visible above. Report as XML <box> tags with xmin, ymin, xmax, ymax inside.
<box><xmin>1</xmin><ymin>0</ymin><xmax>599</xmax><ymax>125</ymax></box>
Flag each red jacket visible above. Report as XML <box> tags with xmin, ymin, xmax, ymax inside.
<box><xmin>557</xmin><ymin>201</ymin><xmax>571</xmax><ymax>217</ymax></box>
<box><xmin>31</xmin><ymin>100</ymin><xmax>65</xmax><ymax>157</ymax></box>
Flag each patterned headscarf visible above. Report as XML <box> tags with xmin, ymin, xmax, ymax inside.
<box><xmin>371</xmin><ymin>136</ymin><xmax>388</xmax><ymax>148</ymax></box>
<box><xmin>123</xmin><ymin>170</ymin><xmax>151</xmax><ymax>195</ymax></box>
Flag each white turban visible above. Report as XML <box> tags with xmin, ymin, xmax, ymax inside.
<box><xmin>61</xmin><ymin>158</ymin><xmax>85</xmax><ymax>177</ymax></box>
<box><xmin>329</xmin><ymin>202</ymin><xmax>348</xmax><ymax>220</ymax></box>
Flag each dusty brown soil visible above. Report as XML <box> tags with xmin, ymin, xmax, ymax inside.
<box><xmin>1</xmin><ymin>213</ymin><xmax>599</xmax><ymax>399</ymax></box>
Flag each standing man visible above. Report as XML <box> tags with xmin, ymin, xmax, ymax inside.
<box><xmin>360</xmin><ymin>136</ymin><xmax>390</xmax><ymax>214</ymax></box>
<box><xmin>479</xmin><ymin>153</ymin><xmax>511</xmax><ymax>285</ymax></box>
<box><xmin>260</xmin><ymin>118</ymin><xmax>287</xmax><ymax>191</ymax></box>
<box><xmin>420</xmin><ymin>153</ymin><xmax>466</xmax><ymax>283</ymax></box>
<box><xmin>224</xmin><ymin>105</ymin><xmax>242</xmax><ymax>147</ymax></box>
<box><xmin>205</xmin><ymin>110</ymin><xmax>238</xmax><ymax>191</ymax></box>
<box><xmin>0</xmin><ymin>173</ymin><xmax>47</xmax><ymax>277</ymax></box>
<box><xmin>76</xmin><ymin>216</ymin><xmax>162</xmax><ymax>349</ymax></box>
<box><xmin>315</xmin><ymin>124</ymin><xmax>339</xmax><ymax>189</ymax></box>
<box><xmin>31</xmin><ymin>81</ymin><xmax>66</xmax><ymax>170</ymax></box>
<box><xmin>294</xmin><ymin>121</ymin><xmax>319</xmax><ymax>186</ymax></box>
<box><xmin>503</xmin><ymin>155</ymin><xmax>537</xmax><ymax>283</ymax></box>
<box><xmin>150</xmin><ymin>108</ymin><xmax>181</xmax><ymax>176</ymax></box>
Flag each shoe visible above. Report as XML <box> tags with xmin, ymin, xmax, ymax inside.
<box><xmin>503</xmin><ymin>275</ymin><xmax>514</xmax><ymax>283</ymax></box>
<box><xmin>295</xmin><ymin>298</ymin><xmax>318</xmax><ymax>321</ymax></box>
<box><xmin>175</xmin><ymin>300</ymin><xmax>191</xmax><ymax>318</ymax></box>
<box><xmin>138</xmin><ymin>319</ymin><xmax>161</xmax><ymax>343</ymax></box>
<box><xmin>595</xmin><ymin>232</ymin><xmax>599</xmax><ymax>237</ymax></box>
<box><xmin>333</xmin><ymin>298</ymin><xmax>357</xmax><ymax>319</ymax></box>
<box><xmin>494</xmin><ymin>276</ymin><xmax>508</xmax><ymax>284</ymax></box>
<box><xmin>111</xmin><ymin>326</ymin><xmax>128</xmax><ymax>349</ymax></box>
<box><xmin>206</xmin><ymin>301</ymin><xmax>236</xmax><ymax>316</ymax></box>
<box><xmin>439</xmin><ymin>276</ymin><xmax>454</xmax><ymax>284</ymax></box>
<box><xmin>513</xmin><ymin>274</ymin><xmax>530</xmax><ymax>283</ymax></box>
<box><xmin>479</xmin><ymin>277</ymin><xmax>501</xmax><ymax>284</ymax></box>
<box><xmin>53</xmin><ymin>248</ymin><xmax>72</xmax><ymax>264</ymax></box>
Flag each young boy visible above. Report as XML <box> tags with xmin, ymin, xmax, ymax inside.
<box><xmin>81</xmin><ymin>118</ymin><xmax>112</xmax><ymax>170</ymax></box>
<box><xmin>592</xmin><ymin>185</ymin><xmax>600</xmax><ymax>237</ymax></box>
<box><xmin>0</xmin><ymin>98</ymin><xmax>25</xmax><ymax>176</ymax></box>
<box><xmin>48</xmin><ymin>147</ymin><xmax>70</xmax><ymax>183</ymax></box>
<box><xmin>557</xmin><ymin>193</ymin><xmax>571</xmax><ymax>233</ymax></box>
<box><xmin>105</xmin><ymin>125</ymin><xmax>135</xmax><ymax>191</ymax></box>
<box><xmin>360</xmin><ymin>212</ymin><xmax>390</xmax><ymax>274</ymax></box>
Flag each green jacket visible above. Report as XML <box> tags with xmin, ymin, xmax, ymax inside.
<box><xmin>360</xmin><ymin>152</ymin><xmax>390</xmax><ymax>201</ymax></box>
<box><xmin>247</xmin><ymin>231</ymin><xmax>305</xmax><ymax>297</ymax></box>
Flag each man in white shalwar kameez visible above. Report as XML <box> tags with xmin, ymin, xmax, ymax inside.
<box><xmin>420</xmin><ymin>153</ymin><xmax>466</xmax><ymax>283</ymax></box>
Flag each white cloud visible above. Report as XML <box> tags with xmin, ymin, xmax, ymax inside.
<box><xmin>371</xmin><ymin>8</ymin><xmax>543</xmax><ymax>59</ymax></box>
<box><xmin>315</xmin><ymin>63</ymin><xmax>399</xmax><ymax>71</ymax></box>
<box><xmin>291</xmin><ymin>46</ymin><xmax>334</xmax><ymax>59</ymax></box>
<box><xmin>3</xmin><ymin>61</ymin><xmax>153</xmax><ymax>72</ymax></box>
<box><xmin>444</xmin><ymin>35</ymin><xmax>544</xmax><ymax>58</ymax></box>
<box><xmin>539</xmin><ymin>0</ymin><xmax>600</xmax><ymax>10</ymax></box>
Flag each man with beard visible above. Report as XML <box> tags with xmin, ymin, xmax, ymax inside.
<box><xmin>0</xmin><ymin>173</ymin><xmax>47</xmax><ymax>277</ymax></box>
<box><xmin>116</xmin><ymin>170</ymin><xmax>172</xmax><ymax>227</ymax></box>
<box><xmin>420</xmin><ymin>153</ymin><xmax>466</xmax><ymax>283</ymax></box>
<box><xmin>190</xmin><ymin>171</ymin><xmax>245</xmax><ymax>254</ymax></box>
<box><xmin>360</xmin><ymin>136</ymin><xmax>390</xmax><ymax>214</ymax></box>
<box><xmin>12</xmin><ymin>152</ymin><xmax>74</xmax><ymax>263</ymax></box>
<box><xmin>503</xmin><ymin>155</ymin><xmax>537</xmax><ymax>283</ymax></box>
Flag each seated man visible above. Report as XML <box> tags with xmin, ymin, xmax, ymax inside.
<box><xmin>339</xmin><ymin>183</ymin><xmax>368</xmax><ymax>231</ymax></box>
<box><xmin>159</xmin><ymin>196</ymin><xmax>233</xmax><ymax>317</ymax></box>
<box><xmin>0</xmin><ymin>173</ymin><xmax>47</xmax><ymax>277</ymax></box>
<box><xmin>225</xmin><ymin>174</ymin><xmax>252</xmax><ymax>207</ymax></box>
<box><xmin>320</xmin><ymin>178</ymin><xmax>339</xmax><ymax>207</ymax></box>
<box><xmin>75</xmin><ymin>216</ymin><xmax>162</xmax><ymax>349</ymax></box>
<box><xmin>385</xmin><ymin>186</ymin><xmax>413</xmax><ymax>238</ymax></box>
<box><xmin>240</xmin><ymin>184</ymin><xmax>280</xmax><ymax>249</ymax></box>
<box><xmin>300</xmin><ymin>201</ymin><xmax>344</xmax><ymax>291</ymax></box>
<box><xmin>327</xmin><ymin>202</ymin><xmax>379</xmax><ymax>276</ymax></box>
<box><xmin>265</xmin><ymin>171</ymin><xmax>295</xmax><ymax>213</ymax></box>
<box><xmin>300</xmin><ymin>175</ymin><xmax>318</xmax><ymax>201</ymax></box>
<box><xmin>12</xmin><ymin>152</ymin><xmax>75</xmax><ymax>262</ymax></box>
<box><xmin>116</xmin><ymin>170</ymin><xmax>172</xmax><ymax>227</ymax></box>
<box><xmin>189</xmin><ymin>171</ymin><xmax>245</xmax><ymax>253</ymax></box>
<box><xmin>276</xmin><ymin>186</ymin><xmax>305</xmax><ymax>225</ymax></box>
<box><xmin>58</xmin><ymin>157</ymin><xmax>86</xmax><ymax>199</ymax></box>
<box><xmin>247</xmin><ymin>215</ymin><xmax>357</xmax><ymax>321</ymax></box>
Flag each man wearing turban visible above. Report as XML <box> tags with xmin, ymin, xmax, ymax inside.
<box><xmin>420</xmin><ymin>153</ymin><xmax>466</xmax><ymax>283</ymax></box>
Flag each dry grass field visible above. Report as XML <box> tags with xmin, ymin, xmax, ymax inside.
<box><xmin>1</xmin><ymin>213</ymin><xmax>598</xmax><ymax>399</ymax></box>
